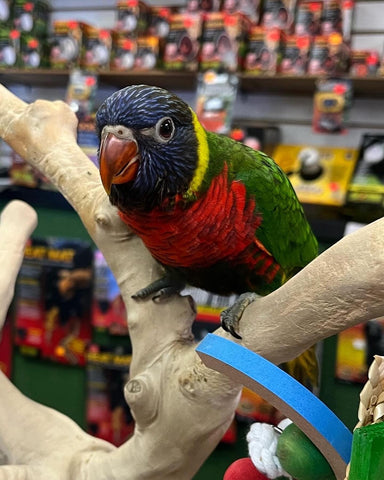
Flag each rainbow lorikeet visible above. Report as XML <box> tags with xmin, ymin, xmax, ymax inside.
<box><xmin>96</xmin><ymin>85</ymin><xmax>319</xmax><ymax>384</ymax></box>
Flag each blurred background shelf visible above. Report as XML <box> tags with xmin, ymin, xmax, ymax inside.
<box><xmin>2</xmin><ymin>69</ymin><xmax>384</xmax><ymax>96</ymax></box>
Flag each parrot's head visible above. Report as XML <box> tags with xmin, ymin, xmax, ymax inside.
<box><xmin>96</xmin><ymin>84</ymin><xmax>208</xmax><ymax>212</ymax></box>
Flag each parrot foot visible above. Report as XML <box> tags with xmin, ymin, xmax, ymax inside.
<box><xmin>132</xmin><ymin>274</ymin><xmax>185</xmax><ymax>302</ymax></box>
<box><xmin>220</xmin><ymin>292</ymin><xmax>259</xmax><ymax>339</ymax></box>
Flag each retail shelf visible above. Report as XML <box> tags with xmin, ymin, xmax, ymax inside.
<box><xmin>1</xmin><ymin>69</ymin><xmax>384</xmax><ymax>97</ymax></box>
<box><xmin>0</xmin><ymin>68</ymin><xmax>198</xmax><ymax>90</ymax></box>
<box><xmin>240</xmin><ymin>74</ymin><xmax>384</xmax><ymax>97</ymax></box>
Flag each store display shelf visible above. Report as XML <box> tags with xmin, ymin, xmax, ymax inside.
<box><xmin>1</xmin><ymin>69</ymin><xmax>384</xmax><ymax>97</ymax></box>
<box><xmin>0</xmin><ymin>68</ymin><xmax>198</xmax><ymax>90</ymax></box>
<box><xmin>240</xmin><ymin>74</ymin><xmax>384</xmax><ymax>97</ymax></box>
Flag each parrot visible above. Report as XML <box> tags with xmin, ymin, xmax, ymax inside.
<box><xmin>96</xmin><ymin>84</ymin><xmax>319</xmax><ymax>386</ymax></box>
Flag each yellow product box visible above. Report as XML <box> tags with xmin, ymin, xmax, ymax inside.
<box><xmin>273</xmin><ymin>144</ymin><xmax>358</xmax><ymax>206</ymax></box>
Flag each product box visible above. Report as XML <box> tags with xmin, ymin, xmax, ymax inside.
<box><xmin>86</xmin><ymin>345</ymin><xmax>134</xmax><ymax>446</ymax></box>
<box><xmin>312</xmin><ymin>77</ymin><xmax>352</xmax><ymax>134</ymax></box>
<box><xmin>81</xmin><ymin>24</ymin><xmax>111</xmax><ymax>71</ymax></box>
<box><xmin>273</xmin><ymin>143</ymin><xmax>358</xmax><ymax>206</ymax></box>
<box><xmin>0</xmin><ymin>27</ymin><xmax>19</xmax><ymax>68</ymax></box>
<box><xmin>294</xmin><ymin>1</ymin><xmax>322</xmax><ymax>36</ymax></box>
<box><xmin>66</xmin><ymin>69</ymin><xmax>98</xmax><ymax>121</ymax></box>
<box><xmin>110</xmin><ymin>32</ymin><xmax>137</xmax><ymax>70</ymax></box>
<box><xmin>163</xmin><ymin>12</ymin><xmax>202</xmax><ymax>71</ymax></box>
<box><xmin>195</xmin><ymin>70</ymin><xmax>238</xmax><ymax>134</ymax></box>
<box><xmin>115</xmin><ymin>0</ymin><xmax>150</xmax><ymax>36</ymax></box>
<box><xmin>200</xmin><ymin>12</ymin><xmax>250</xmax><ymax>72</ymax></box>
<box><xmin>350</xmin><ymin>50</ymin><xmax>379</xmax><ymax>77</ymax></box>
<box><xmin>327</xmin><ymin>32</ymin><xmax>350</xmax><ymax>73</ymax></box>
<box><xmin>347</xmin><ymin>134</ymin><xmax>384</xmax><ymax>208</ymax></box>
<box><xmin>321</xmin><ymin>0</ymin><xmax>343</xmax><ymax>35</ymax></box>
<box><xmin>308</xmin><ymin>33</ymin><xmax>349</xmax><ymax>75</ymax></box>
<box><xmin>12</xmin><ymin>0</ymin><xmax>49</xmax><ymax>37</ymax></box>
<box><xmin>110</xmin><ymin>33</ymin><xmax>159</xmax><ymax>70</ymax></box>
<box><xmin>50</xmin><ymin>20</ymin><xmax>82</xmax><ymax>69</ymax></box>
<box><xmin>307</xmin><ymin>35</ymin><xmax>329</xmax><ymax>74</ymax></box>
<box><xmin>244</xmin><ymin>26</ymin><xmax>284</xmax><ymax>75</ymax></box>
<box><xmin>14</xmin><ymin>237</ymin><xmax>94</xmax><ymax>365</ymax></box>
<box><xmin>134</xmin><ymin>35</ymin><xmax>159</xmax><ymax>69</ymax></box>
<box><xmin>93</xmin><ymin>250</ymin><xmax>128</xmax><ymax>335</ymax></box>
<box><xmin>19</xmin><ymin>33</ymin><xmax>42</xmax><ymax>68</ymax></box>
<box><xmin>222</xmin><ymin>0</ymin><xmax>260</xmax><ymax>23</ymax></box>
<box><xmin>261</xmin><ymin>0</ymin><xmax>297</xmax><ymax>32</ymax></box>
<box><xmin>148</xmin><ymin>6</ymin><xmax>173</xmax><ymax>39</ymax></box>
<box><xmin>280</xmin><ymin>34</ymin><xmax>310</xmax><ymax>74</ymax></box>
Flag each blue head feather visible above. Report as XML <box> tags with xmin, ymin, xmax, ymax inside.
<box><xmin>96</xmin><ymin>85</ymin><xmax>199</xmax><ymax>212</ymax></box>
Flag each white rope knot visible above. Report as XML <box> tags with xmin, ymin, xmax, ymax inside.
<box><xmin>246</xmin><ymin>421</ymin><xmax>292</xmax><ymax>479</ymax></box>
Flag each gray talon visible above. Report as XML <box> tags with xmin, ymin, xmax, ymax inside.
<box><xmin>220</xmin><ymin>292</ymin><xmax>259</xmax><ymax>339</ymax></box>
<box><xmin>132</xmin><ymin>274</ymin><xmax>185</xmax><ymax>302</ymax></box>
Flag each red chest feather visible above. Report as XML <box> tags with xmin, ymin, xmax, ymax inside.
<box><xmin>119</xmin><ymin>169</ymin><xmax>262</xmax><ymax>269</ymax></box>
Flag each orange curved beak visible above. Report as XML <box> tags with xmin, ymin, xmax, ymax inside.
<box><xmin>99</xmin><ymin>132</ymin><xmax>139</xmax><ymax>194</ymax></box>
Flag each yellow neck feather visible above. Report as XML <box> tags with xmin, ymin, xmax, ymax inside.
<box><xmin>185</xmin><ymin>109</ymin><xmax>209</xmax><ymax>198</ymax></box>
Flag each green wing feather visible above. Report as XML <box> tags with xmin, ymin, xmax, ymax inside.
<box><xmin>206</xmin><ymin>132</ymin><xmax>318</xmax><ymax>276</ymax></box>
<box><xmin>203</xmin><ymin>133</ymin><xmax>319</xmax><ymax>387</ymax></box>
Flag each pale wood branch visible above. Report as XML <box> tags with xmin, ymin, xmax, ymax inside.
<box><xmin>0</xmin><ymin>83</ymin><xmax>382</xmax><ymax>479</ymax></box>
<box><xmin>0</xmin><ymin>84</ymin><xmax>241</xmax><ymax>480</ymax></box>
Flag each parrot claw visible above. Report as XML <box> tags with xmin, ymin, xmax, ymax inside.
<box><xmin>220</xmin><ymin>292</ymin><xmax>259</xmax><ymax>340</ymax></box>
<box><xmin>152</xmin><ymin>286</ymin><xmax>182</xmax><ymax>302</ymax></box>
<box><xmin>132</xmin><ymin>274</ymin><xmax>185</xmax><ymax>302</ymax></box>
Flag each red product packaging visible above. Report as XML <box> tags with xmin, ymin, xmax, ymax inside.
<box><xmin>308</xmin><ymin>33</ymin><xmax>349</xmax><ymax>75</ymax></box>
<box><xmin>50</xmin><ymin>20</ymin><xmax>83</xmax><ymax>69</ymax></box>
<box><xmin>321</xmin><ymin>0</ymin><xmax>342</xmax><ymax>36</ymax></box>
<box><xmin>81</xmin><ymin>25</ymin><xmax>112</xmax><ymax>71</ymax></box>
<box><xmin>148</xmin><ymin>6</ymin><xmax>174</xmax><ymax>39</ymax></box>
<box><xmin>244</xmin><ymin>26</ymin><xmax>284</xmax><ymax>75</ymax></box>
<box><xmin>200</xmin><ymin>12</ymin><xmax>250</xmax><ymax>72</ymax></box>
<box><xmin>163</xmin><ymin>12</ymin><xmax>202</xmax><ymax>71</ymax></box>
<box><xmin>350</xmin><ymin>50</ymin><xmax>379</xmax><ymax>77</ymax></box>
<box><xmin>262</xmin><ymin>0</ymin><xmax>297</xmax><ymax>33</ymax></box>
<box><xmin>110</xmin><ymin>32</ymin><xmax>137</xmax><ymax>70</ymax></box>
<box><xmin>295</xmin><ymin>1</ymin><xmax>322</xmax><ymax>37</ymax></box>
<box><xmin>222</xmin><ymin>0</ymin><xmax>261</xmax><ymax>24</ymax></box>
<box><xmin>115</xmin><ymin>0</ymin><xmax>150</xmax><ymax>36</ymax></box>
<box><xmin>134</xmin><ymin>35</ymin><xmax>159</xmax><ymax>70</ymax></box>
<box><xmin>14</xmin><ymin>237</ymin><xmax>94</xmax><ymax>366</ymax></box>
<box><xmin>280</xmin><ymin>34</ymin><xmax>311</xmax><ymax>74</ymax></box>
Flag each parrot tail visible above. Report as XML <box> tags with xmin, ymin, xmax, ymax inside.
<box><xmin>282</xmin><ymin>345</ymin><xmax>319</xmax><ymax>389</ymax></box>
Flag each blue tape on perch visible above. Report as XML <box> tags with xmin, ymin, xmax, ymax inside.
<box><xmin>196</xmin><ymin>334</ymin><xmax>352</xmax><ymax>480</ymax></box>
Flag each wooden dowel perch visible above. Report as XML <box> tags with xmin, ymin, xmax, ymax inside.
<box><xmin>0</xmin><ymin>83</ymin><xmax>382</xmax><ymax>479</ymax></box>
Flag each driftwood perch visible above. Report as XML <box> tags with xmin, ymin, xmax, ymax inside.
<box><xmin>0</xmin><ymin>83</ymin><xmax>383</xmax><ymax>479</ymax></box>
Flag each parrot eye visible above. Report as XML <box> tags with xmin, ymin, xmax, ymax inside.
<box><xmin>156</xmin><ymin>117</ymin><xmax>174</xmax><ymax>141</ymax></box>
